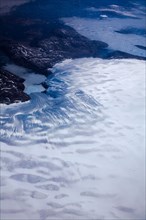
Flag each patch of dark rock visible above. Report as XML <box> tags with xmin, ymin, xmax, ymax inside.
<box><xmin>0</xmin><ymin>69</ymin><xmax>30</xmax><ymax>105</ymax></box>
<box><xmin>102</xmin><ymin>50</ymin><xmax>146</xmax><ymax>60</ymax></box>
<box><xmin>0</xmin><ymin>51</ymin><xmax>9</xmax><ymax>68</ymax></box>
<box><xmin>41</xmin><ymin>82</ymin><xmax>49</xmax><ymax>90</ymax></box>
<box><xmin>115</xmin><ymin>28</ymin><xmax>146</xmax><ymax>36</ymax></box>
<box><xmin>135</xmin><ymin>45</ymin><xmax>146</xmax><ymax>50</ymax></box>
<box><xmin>0</xmin><ymin>20</ymin><xmax>108</xmax><ymax>74</ymax></box>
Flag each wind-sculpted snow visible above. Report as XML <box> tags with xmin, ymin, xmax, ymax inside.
<box><xmin>0</xmin><ymin>58</ymin><xmax>145</xmax><ymax>219</ymax></box>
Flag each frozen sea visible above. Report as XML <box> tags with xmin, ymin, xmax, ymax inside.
<box><xmin>0</xmin><ymin>1</ymin><xmax>146</xmax><ymax>220</ymax></box>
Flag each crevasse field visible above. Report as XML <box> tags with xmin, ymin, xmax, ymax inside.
<box><xmin>0</xmin><ymin>1</ymin><xmax>146</xmax><ymax>220</ymax></box>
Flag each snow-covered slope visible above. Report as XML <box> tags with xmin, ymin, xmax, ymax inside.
<box><xmin>1</xmin><ymin>58</ymin><xmax>145</xmax><ymax>220</ymax></box>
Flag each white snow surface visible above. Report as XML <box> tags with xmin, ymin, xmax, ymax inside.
<box><xmin>0</xmin><ymin>58</ymin><xmax>145</xmax><ymax>220</ymax></box>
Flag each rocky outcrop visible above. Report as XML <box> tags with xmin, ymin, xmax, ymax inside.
<box><xmin>0</xmin><ymin>69</ymin><xmax>30</xmax><ymax>104</ymax></box>
<box><xmin>0</xmin><ymin>16</ymin><xmax>109</xmax><ymax>104</ymax></box>
<box><xmin>102</xmin><ymin>49</ymin><xmax>146</xmax><ymax>60</ymax></box>
<box><xmin>0</xmin><ymin>21</ymin><xmax>108</xmax><ymax>74</ymax></box>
